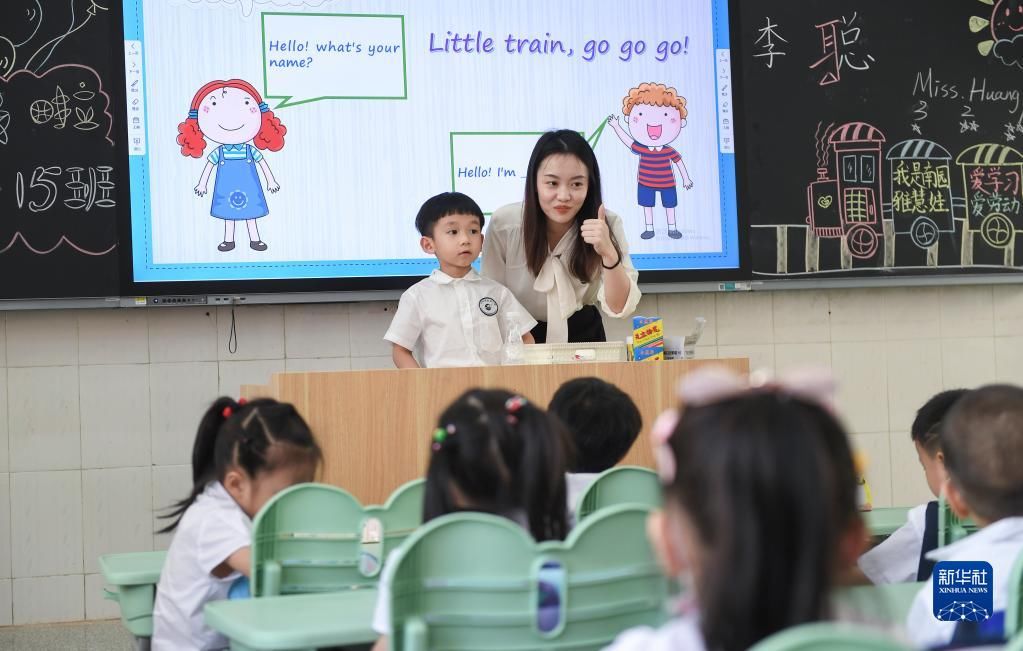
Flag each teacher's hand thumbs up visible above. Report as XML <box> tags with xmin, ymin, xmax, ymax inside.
<box><xmin>581</xmin><ymin>204</ymin><xmax>618</xmax><ymax>266</ymax></box>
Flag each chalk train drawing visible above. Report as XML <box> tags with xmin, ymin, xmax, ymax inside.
<box><xmin>886</xmin><ymin>139</ymin><xmax>956</xmax><ymax>250</ymax></box>
<box><xmin>805</xmin><ymin>121</ymin><xmax>887</xmax><ymax>260</ymax></box>
<box><xmin>957</xmin><ymin>144</ymin><xmax>1023</xmax><ymax>257</ymax></box>
<box><xmin>969</xmin><ymin>0</ymin><xmax>1023</xmax><ymax>69</ymax></box>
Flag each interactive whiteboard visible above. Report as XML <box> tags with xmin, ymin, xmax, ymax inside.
<box><xmin>122</xmin><ymin>0</ymin><xmax>742</xmax><ymax>289</ymax></box>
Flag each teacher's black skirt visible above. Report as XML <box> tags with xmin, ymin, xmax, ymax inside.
<box><xmin>530</xmin><ymin>305</ymin><xmax>607</xmax><ymax>344</ymax></box>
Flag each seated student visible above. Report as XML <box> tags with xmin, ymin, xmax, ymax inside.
<box><xmin>906</xmin><ymin>385</ymin><xmax>1023</xmax><ymax>649</ymax></box>
<box><xmin>548</xmin><ymin>377</ymin><xmax>642</xmax><ymax>511</ymax></box>
<box><xmin>371</xmin><ymin>388</ymin><xmax>570</xmax><ymax>650</ymax></box>
<box><xmin>153</xmin><ymin>398</ymin><xmax>322</xmax><ymax>651</ymax></box>
<box><xmin>385</xmin><ymin>192</ymin><xmax>536</xmax><ymax>368</ymax></box>
<box><xmin>606</xmin><ymin>367</ymin><xmax>872</xmax><ymax>651</ymax></box>
<box><xmin>858</xmin><ymin>389</ymin><xmax>967</xmax><ymax>584</ymax></box>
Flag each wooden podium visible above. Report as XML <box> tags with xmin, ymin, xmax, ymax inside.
<box><xmin>243</xmin><ymin>358</ymin><xmax>748</xmax><ymax>504</ymax></box>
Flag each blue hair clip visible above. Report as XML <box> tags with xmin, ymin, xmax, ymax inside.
<box><xmin>258</xmin><ymin>102</ymin><xmax>269</xmax><ymax>113</ymax></box>
<box><xmin>187</xmin><ymin>109</ymin><xmax>199</xmax><ymax>119</ymax></box>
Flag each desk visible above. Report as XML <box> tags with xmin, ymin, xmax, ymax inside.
<box><xmin>241</xmin><ymin>358</ymin><xmax>749</xmax><ymax>504</ymax></box>
<box><xmin>864</xmin><ymin>507</ymin><xmax>910</xmax><ymax>538</ymax></box>
<box><xmin>98</xmin><ymin>551</ymin><xmax>167</xmax><ymax>638</ymax></box>
<box><xmin>205</xmin><ymin>588</ymin><xmax>378</xmax><ymax>650</ymax></box>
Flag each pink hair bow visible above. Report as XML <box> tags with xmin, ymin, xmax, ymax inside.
<box><xmin>650</xmin><ymin>365</ymin><xmax>837</xmax><ymax>483</ymax></box>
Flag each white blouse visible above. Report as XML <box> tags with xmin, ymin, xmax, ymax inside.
<box><xmin>482</xmin><ymin>202</ymin><xmax>641</xmax><ymax>343</ymax></box>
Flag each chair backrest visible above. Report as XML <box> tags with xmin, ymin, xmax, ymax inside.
<box><xmin>575</xmin><ymin>466</ymin><xmax>661</xmax><ymax>522</ymax></box>
<box><xmin>364</xmin><ymin>478</ymin><xmax>426</xmax><ymax>571</ymax></box>
<box><xmin>1005</xmin><ymin>546</ymin><xmax>1023</xmax><ymax>638</ymax></box>
<box><xmin>938</xmin><ymin>493</ymin><xmax>979</xmax><ymax>547</ymax></box>
<box><xmin>250</xmin><ymin>483</ymin><xmax>372</xmax><ymax>596</ymax></box>
<box><xmin>748</xmin><ymin>622</ymin><xmax>913</xmax><ymax>651</ymax></box>
<box><xmin>389</xmin><ymin>504</ymin><xmax>668</xmax><ymax>650</ymax></box>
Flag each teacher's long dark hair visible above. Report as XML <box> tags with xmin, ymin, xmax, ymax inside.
<box><xmin>521</xmin><ymin>130</ymin><xmax>621</xmax><ymax>282</ymax></box>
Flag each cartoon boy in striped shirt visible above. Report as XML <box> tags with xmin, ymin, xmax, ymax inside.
<box><xmin>608</xmin><ymin>82</ymin><xmax>694</xmax><ymax>240</ymax></box>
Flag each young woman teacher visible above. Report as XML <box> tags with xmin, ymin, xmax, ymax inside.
<box><xmin>482</xmin><ymin>130</ymin><xmax>641</xmax><ymax>343</ymax></box>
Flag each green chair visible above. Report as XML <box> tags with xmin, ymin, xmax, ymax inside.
<box><xmin>365</xmin><ymin>478</ymin><xmax>426</xmax><ymax>563</ymax></box>
<box><xmin>389</xmin><ymin>504</ymin><xmax>668</xmax><ymax>650</ymax></box>
<box><xmin>575</xmin><ymin>466</ymin><xmax>661</xmax><ymax>522</ymax></box>
<box><xmin>937</xmin><ymin>493</ymin><xmax>979</xmax><ymax>547</ymax></box>
<box><xmin>98</xmin><ymin>550</ymin><xmax>167</xmax><ymax>639</ymax></box>
<box><xmin>1004</xmin><ymin>546</ymin><xmax>1023</xmax><ymax>638</ymax></box>
<box><xmin>834</xmin><ymin>581</ymin><xmax>925</xmax><ymax>627</ymax></box>
<box><xmin>748</xmin><ymin>622</ymin><xmax>913</xmax><ymax>651</ymax></box>
<box><xmin>251</xmin><ymin>481</ymin><xmax>426</xmax><ymax>596</ymax></box>
<box><xmin>1008</xmin><ymin>632</ymin><xmax>1023</xmax><ymax>651</ymax></box>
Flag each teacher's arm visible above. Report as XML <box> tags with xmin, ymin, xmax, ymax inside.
<box><xmin>582</xmin><ymin>206</ymin><xmax>641</xmax><ymax>317</ymax></box>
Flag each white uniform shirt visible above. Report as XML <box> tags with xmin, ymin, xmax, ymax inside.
<box><xmin>566</xmin><ymin>472</ymin><xmax>598</xmax><ymax>521</ymax></box>
<box><xmin>152</xmin><ymin>481</ymin><xmax>252</xmax><ymax>651</ymax></box>
<box><xmin>905</xmin><ymin>516</ymin><xmax>1023</xmax><ymax>648</ymax></box>
<box><xmin>384</xmin><ymin>269</ymin><xmax>536</xmax><ymax>368</ymax></box>
<box><xmin>858</xmin><ymin>502</ymin><xmax>929</xmax><ymax>585</ymax></box>
<box><xmin>604</xmin><ymin>613</ymin><xmax>706</xmax><ymax>651</ymax></box>
<box><xmin>482</xmin><ymin>203</ymin><xmax>641</xmax><ymax>343</ymax></box>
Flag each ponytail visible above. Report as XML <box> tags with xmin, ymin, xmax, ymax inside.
<box><xmin>158</xmin><ymin>397</ymin><xmax>321</xmax><ymax>533</ymax></box>
<box><xmin>423</xmin><ymin>389</ymin><xmax>570</xmax><ymax>542</ymax></box>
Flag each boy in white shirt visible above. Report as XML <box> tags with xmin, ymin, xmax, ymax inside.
<box><xmin>548</xmin><ymin>377</ymin><xmax>643</xmax><ymax>515</ymax></box>
<box><xmin>858</xmin><ymin>389</ymin><xmax>966</xmax><ymax>584</ymax></box>
<box><xmin>385</xmin><ymin>192</ymin><xmax>535</xmax><ymax>368</ymax></box>
<box><xmin>906</xmin><ymin>384</ymin><xmax>1023</xmax><ymax>648</ymax></box>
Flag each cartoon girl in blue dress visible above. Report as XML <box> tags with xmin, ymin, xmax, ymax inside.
<box><xmin>176</xmin><ymin>79</ymin><xmax>287</xmax><ymax>251</ymax></box>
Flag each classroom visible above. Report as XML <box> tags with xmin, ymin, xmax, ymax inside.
<box><xmin>1</xmin><ymin>0</ymin><xmax>1023</xmax><ymax>649</ymax></box>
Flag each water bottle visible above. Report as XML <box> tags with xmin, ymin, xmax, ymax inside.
<box><xmin>502</xmin><ymin>328</ymin><xmax>525</xmax><ymax>365</ymax></box>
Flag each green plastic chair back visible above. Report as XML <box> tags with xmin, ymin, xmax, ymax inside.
<box><xmin>937</xmin><ymin>493</ymin><xmax>979</xmax><ymax>547</ymax></box>
<box><xmin>748</xmin><ymin>622</ymin><xmax>913</xmax><ymax>651</ymax></box>
<box><xmin>1008</xmin><ymin>632</ymin><xmax>1023</xmax><ymax>651</ymax></box>
<box><xmin>389</xmin><ymin>504</ymin><xmax>668</xmax><ymax>650</ymax></box>
<box><xmin>576</xmin><ymin>466</ymin><xmax>661</xmax><ymax>522</ymax></box>
<box><xmin>365</xmin><ymin>478</ymin><xmax>425</xmax><ymax>560</ymax></box>
<box><xmin>250</xmin><ymin>482</ymin><xmax>372</xmax><ymax>596</ymax></box>
<box><xmin>1005</xmin><ymin>546</ymin><xmax>1023</xmax><ymax>638</ymax></box>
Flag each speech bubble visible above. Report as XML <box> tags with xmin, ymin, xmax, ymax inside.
<box><xmin>261</xmin><ymin>12</ymin><xmax>407</xmax><ymax>108</ymax></box>
<box><xmin>185</xmin><ymin>0</ymin><xmax>329</xmax><ymax>18</ymax></box>
<box><xmin>450</xmin><ymin>122</ymin><xmax>606</xmax><ymax>214</ymax></box>
<box><xmin>449</xmin><ymin>132</ymin><xmax>543</xmax><ymax>215</ymax></box>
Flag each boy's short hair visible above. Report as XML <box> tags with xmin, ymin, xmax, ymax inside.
<box><xmin>549</xmin><ymin>377</ymin><xmax>642</xmax><ymax>473</ymax></box>
<box><xmin>415</xmin><ymin>192</ymin><xmax>485</xmax><ymax>237</ymax></box>
<box><xmin>911</xmin><ymin>389</ymin><xmax>968</xmax><ymax>453</ymax></box>
<box><xmin>941</xmin><ymin>384</ymin><xmax>1023</xmax><ymax>521</ymax></box>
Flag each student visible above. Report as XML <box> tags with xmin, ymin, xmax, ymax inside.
<box><xmin>858</xmin><ymin>389</ymin><xmax>967</xmax><ymax>584</ymax></box>
<box><xmin>385</xmin><ymin>192</ymin><xmax>536</xmax><ymax>368</ymax></box>
<box><xmin>152</xmin><ymin>397</ymin><xmax>322</xmax><ymax>651</ymax></box>
<box><xmin>548</xmin><ymin>377</ymin><xmax>643</xmax><ymax>511</ymax></box>
<box><xmin>606</xmin><ymin>367</ymin><xmax>869</xmax><ymax>651</ymax></box>
<box><xmin>482</xmin><ymin>130</ymin><xmax>641</xmax><ymax>344</ymax></box>
<box><xmin>906</xmin><ymin>384</ymin><xmax>1023</xmax><ymax>648</ymax></box>
<box><xmin>371</xmin><ymin>388</ymin><xmax>570</xmax><ymax>650</ymax></box>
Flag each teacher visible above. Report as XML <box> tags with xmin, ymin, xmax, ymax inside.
<box><xmin>482</xmin><ymin>130</ymin><xmax>641</xmax><ymax>344</ymax></box>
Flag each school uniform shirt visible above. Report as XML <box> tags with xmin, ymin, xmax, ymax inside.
<box><xmin>482</xmin><ymin>203</ymin><xmax>641</xmax><ymax>344</ymax></box>
<box><xmin>858</xmin><ymin>503</ymin><xmax>928</xmax><ymax>584</ymax></box>
<box><xmin>566</xmin><ymin>472</ymin><xmax>598</xmax><ymax>525</ymax></box>
<box><xmin>905</xmin><ymin>516</ymin><xmax>1023</xmax><ymax>648</ymax></box>
<box><xmin>152</xmin><ymin>482</ymin><xmax>252</xmax><ymax>651</ymax></box>
<box><xmin>604</xmin><ymin>613</ymin><xmax>706</xmax><ymax>651</ymax></box>
<box><xmin>384</xmin><ymin>268</ymin><xmax>536</xmax><ymax>368</ymax></box>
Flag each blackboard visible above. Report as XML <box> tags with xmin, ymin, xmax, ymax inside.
<box><xmin>0</xmin><ymin>0</ymin><xmax>122</xmax><ymax>299</ymax></box>
<box><xmin>737</xmin><ymin>1</ymin><xmax>1023</xmax><ymax>279</ymax></box>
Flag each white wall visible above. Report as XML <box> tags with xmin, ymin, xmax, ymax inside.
<box><xmin>1</xmin><ymin>283</ymin><xmax>1020</xmax><ymax>624</ymax></box>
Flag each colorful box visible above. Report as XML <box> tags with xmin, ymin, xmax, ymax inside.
<box><xmin>632</xmin><ymin>316</ymin><xmax>664</xmax><ymax>361</ymax></box>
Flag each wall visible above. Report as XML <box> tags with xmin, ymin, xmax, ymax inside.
<box><xmin>0</xmin><ymin>283</ymin><xmax>1020</xmax><ymax>624</ymax></box>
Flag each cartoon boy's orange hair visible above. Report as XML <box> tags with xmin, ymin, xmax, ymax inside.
<box><xmin>621</xmin><ymin>82</ymin><xmax>688</xmax><ymax>119</ymax></box>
